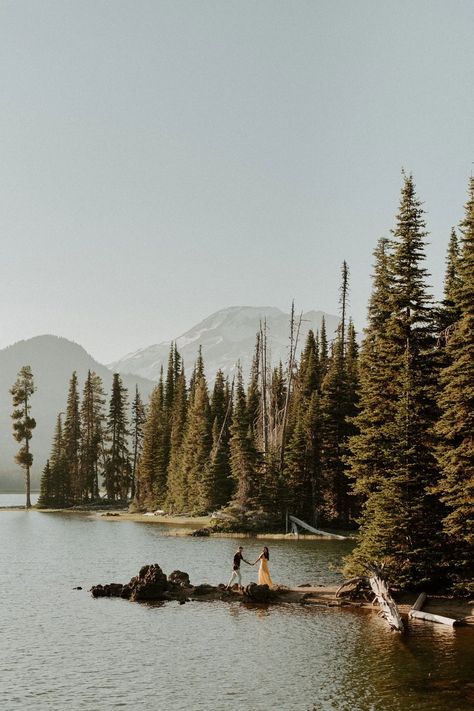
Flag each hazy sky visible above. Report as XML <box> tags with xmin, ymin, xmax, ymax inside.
<box><xmin>1</xmin><ymin>0</ymin><xmax>473</xmax><ymax>363</ymax></box>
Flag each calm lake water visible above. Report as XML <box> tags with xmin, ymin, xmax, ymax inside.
<box><xmin>0</xmin><ymin>492</ymin><xmax>39</xmax><ymax>507</ymax></box>
<box><xmin>1</xmin><ymin>503</ymin><xmax>473</xmax><ymax>710</ymax></box>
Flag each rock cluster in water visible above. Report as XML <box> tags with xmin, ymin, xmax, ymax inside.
<box><xmin>90</xmin><ymin>563</ymin><xmax>276</xmax><ymax>604</ymax></box>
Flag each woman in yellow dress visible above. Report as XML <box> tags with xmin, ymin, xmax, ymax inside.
<box><xmin>253</xmin><ymin>546</ymin><xmax>273</xmax><ymax>587</ymax></box>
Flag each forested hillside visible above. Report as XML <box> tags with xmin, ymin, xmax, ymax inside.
<box><xmin>37</xmin><ymin>174</ymin><xmax>474</xmax><ymax>592</ymax></box>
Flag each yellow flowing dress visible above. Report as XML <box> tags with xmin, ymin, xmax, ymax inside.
<box><xmin>258</xmin><ymin>556</ymin><xmax>273</xmax><ymax>587</ymax></box>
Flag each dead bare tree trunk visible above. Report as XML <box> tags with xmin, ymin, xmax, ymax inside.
<box><xmin>279</xmin><ymin>302</ymin><xmax>303</xmax><ymax>470</ymax></box>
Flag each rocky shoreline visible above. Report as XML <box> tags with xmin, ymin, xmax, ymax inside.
<box><xmin>90</xmin><ymin>563</ymin><xmax>474</xmax><ymax>626</ymax></box>
<box><xmin>91</xmin><ymin>563</ymin><xmax>286</xmax><ymax>604</ymax></box>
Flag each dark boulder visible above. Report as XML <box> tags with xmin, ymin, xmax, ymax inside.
<box><xmin>130</xmin><ymin>564</ymin><xmax>169</xmax><ymax>601</ymax></box>
<box><xmin>168</xmin><ymin>570</ymin><xmax>192</xmax><ymax>588</ymax></box>
<box><xmin>91</xmin><ymin>582</ymin><xmax>124</xmax><ymax>598</ymax></box>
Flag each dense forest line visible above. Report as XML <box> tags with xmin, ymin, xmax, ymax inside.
<box><xmin>35</xmin><ymin>173</ymin><xmax>473</xmax><ymax>592</ymax></box>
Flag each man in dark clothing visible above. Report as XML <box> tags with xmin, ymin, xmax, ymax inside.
<box><xmin>226</xmin><ymin>546</ymin><xmax>252</xmax><ymax>590</ymax></box>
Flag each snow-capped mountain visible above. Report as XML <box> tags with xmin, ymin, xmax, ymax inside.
<box><xmin>109</xmin><ymin>306</ymin><xmax>340</xmax><ymax>381</ymax></box>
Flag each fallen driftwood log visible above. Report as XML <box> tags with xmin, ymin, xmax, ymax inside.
<box><xmin>335</xmin><ymin>569</ymin><xmax>404</xmax><ymax>631</ymax></box>
<box><xmin>409</xmin><ymin>592</ymin><xmax>460</xmax><ymax>627</ymax></box>
<box><xmin>367</xmin><ymin>566</ymin><xmax>404</xmax><ymax>632</ymax></box>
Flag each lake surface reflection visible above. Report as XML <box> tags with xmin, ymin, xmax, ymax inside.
<box><xmin>0</xmin><ymin>509</ymin><xmax>473</xmax><ymax>710</ymax></box>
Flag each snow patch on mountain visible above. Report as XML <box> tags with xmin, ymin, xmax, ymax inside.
<box><xmin>109</xmin><ymin>306</ymin><xmax>340</xmax><ymax>382</ymax></box>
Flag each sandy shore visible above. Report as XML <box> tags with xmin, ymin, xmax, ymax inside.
<box><xmin>96</xmin><ymin>511</ymin><xmax>352</xmax><ymax>539</ymax></box>
<box><xmin>100</xmin><ymin>511</ymin><xmax>211</xmax><ymax>527</ymax></box>
<box><xmin>2</xmin><ymin>506</ymin><xmax>350</xmax><ymax>538</ymax></box>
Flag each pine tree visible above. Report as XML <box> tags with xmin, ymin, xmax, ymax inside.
<box><xmin>80</xmin><ymin>371</ymin><xmax>106</xmax><ymax>501</ymax></box>
<box><xmin>319</xmin><ymin>316</ymin><xmax>329</xmax><ymax>379</ymax></box>
<box><xmin>130</xmin><ymin>386</ymin><xmax>146</xmax><ymax>501</ymax></box>
<box><xmin>346</xmin><ymin>238</ymin><xmax>394</xmax><ymax>501</ymax></box>
<box><xmin>105</xmin><ymin>374</ymin><xmax>130</xmax><ymax>501</ymax></box>
<box><xmin>434</xmin><ymin>178</ymin><xmax>474</xmax><ymax>592</ymax></box>
<box><xmin>345</xmin><ymin>321</ymin><xmax>359</xmax><ymax>418</ymax></box>
<box><xmin>318</xmin><ymin>264</ymin><xmax>359</xmax><ymax>526</ymax></box>
<box><xmin>229</xmin><ymin>366</ymin><xmax>259</xmax><ymax>508</ymax></box>
<box><xmin>37</xmin><ymin>460</ymin><xmax>53</xmax><ymax>508</ymax></box>
<box><xmin>200</xmin><ymin>370</ymin><xmax>233</xmax><ymax>510</ymax></box>
<box><xmin>284</xmin><ymin>417</ymin><xmax>311</xmax><ymax>519</ymax></box>
<box><xmin>284</xmin><ymin>330</ymin><xmax>323</xmax><ymax>522</ymax></box>
<box><xmin>50</xmin><ymin>413</ymin><xmax>67</xmax><ymax>506</ymax></box>
<box><xmin>340</xmin><ymin>260</ymin><xmax>349</xmax><ymax>356</ymax></box>
<box><xmin>63</xmin><ymin>372</ymin><xmax>81</xmax><ymax>505</ymax></box>
<box><xmin>166</xmin><ymin>369</ymin><xmax>188</xmax><ymax>512</ymax></box>
<box><xmin>247</xmin><ymin>335</ymin><xmax>261</xmax><ymax>442</ymax></box>
<box><xmin>300</xmin><ymin>329</ymin><xmax>321</xmax><ymax>398</ymax></box>
<box><xmin>346</xmin><ymin>175</ymin><xmax>441</xmax><ymax>588</ymax></box>
<box><xmin>319</xmin><ymin>332</ymin><xmax>350</xmax><ymax>523</ymax></box>
<box><xmin>10</xmin><ymin>365</ymin><xmax>36</xmax><ymax>509</ymax></box>
<box><xmin>137</xmin><ymin>377</ymin><xmax>167</xmax><ymax>510</ymax></box>
<box><xmin>164</xmin><ymin>343</ymin><xmax>175</xmax><ymax>413</ymax></box>
<box><xmin>201</xmin><ymin>416</ymin><xmax>232</xmax><ymax>511</ymax></box>
<box><xmin>438</xmin><ymin>228</ymin><xmax>462</xmax><ymax>334</ymax></box>
<box><xmin>188</xmin><ymin>346</ymin><xmax>205</xmax><ymax>405</ymax></box>
<box><xmin>179</xmin><ymin>359</ymin><xmax>212</xmax><ymax>514</ymax></box>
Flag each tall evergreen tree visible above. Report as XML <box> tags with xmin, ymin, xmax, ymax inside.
<box><xmin>340</xmin><ymin>260</ymin><xmax>349</xmax><ymax>356</ymax></box>
<box><xmin>434</xmin><ymin>178</ymin><xmax>474</xmax><ymax>592</ymax></box>
<box><xmin>346</xmin><ymin>237</ymin><xmax>394</xmax><ymax>501</ymax></box>
<box><xmin>319</xmin><ymin>333</ymin><xmax>350</xmax><ymax>523</ymax></box>
<box><xmin>49</xmin><ymin>413</ymin><xmax>67</xmax><ymax>506</ymax></box>
<box><xmin>346</xmin><ymin>175</ymin><xmax>441</xmax><ymax>588</ymax></box>
<box><xmin>229</xmin><ymin>366</ymin><xmax>259</xmax><ymax>508</ymax></box>
<box><xmin>80</xmin><ymin>371</ymin><xmax>106</xmax><ymax>501</ymax></box>
<box><xmin>179</xmin><ymin>359</ymin><xmax>212</xmax><ymax>513</ymax></box>
<box><xmin>200</xmin><ymin>370</ymin><xmax>233</xmax><ymax>510</ymax></box>
<box><xmin>105</xmin><ymin>374</ymin><xmax>130</xmax><ymax>501</ymax></box>
<box><xmin>166</xmin><ymin>369</ymin><xmax>188</xmax><ymax>512</ymax></box>
<box><xmin>318</xmin><ymin>265</ymin><xmax>358</xmax><ymax>525</ymax></box>
<box><xmin>10</xmin><ymin>365</ymin><xmax>36</xmax><ymax>509</ymax></box>
<box><xmin>130</xmin><ymin>386</ymin><xmax>146</xmax><ymax>501</ymax></box>
<box><xmin>300</xmin><ymin>329</ymin><xmax>321</xmax><ymax>398</ymax></box>
<box><xmin>137</xmin><ymin>377</ymin><xmax>167</xmax><ymax>510</ymax></box>
<box><xmin>63</xmin><ymin>371</ymin><xmax>81</xmax><ymax>505</ymax></box>
<box><xmin>319</xmin><ymin>316</ymin><xmax>329</xmax><ymax>379</ymax></box>
<box><xmin>37</xmin><ymin>460</ymin><xmax>54</xmax><ymax>509</ymax></box>
<box><xmin>247</xmin><ymin>335</ymin><xmax>261</xmax><ymax>443</ymax></box>
<box><xmin>439</xmin><ymin>228</ymin><xmax>462</xmax><ymax>332</ymax></box>
<box><xmin>188</xmin><ymin>346</ymin><xmax>205</xmax><ymax>405</ymax></box>
<box><xmin>284</xmin><ymin>330</ymin><xmax>323</xmax><ymax>522</ymax></box>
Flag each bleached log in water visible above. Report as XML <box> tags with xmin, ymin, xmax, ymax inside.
<box><xmin>368</xmin><ymin>567</ymin><xmax>404</xmax><ymax>632</ymax></box>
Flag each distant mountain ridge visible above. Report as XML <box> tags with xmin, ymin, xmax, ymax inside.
<box><xmin>109</xmin><ymin>306</ymin><xmax>340</xmax><ymax>381</ymax></box>
<box><xmin>0</xmin><ymin>307</ymin><xmax>339</xmax><ymax>489</ymax></box>
<box><xmin>0</xmin><ymin>335</ymin><xmax>155</xmax><ymax>486</ymax></box>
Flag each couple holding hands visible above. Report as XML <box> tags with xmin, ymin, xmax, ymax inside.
<box><xmin>226</xmin><ymin>545</ymin><xmax>273</xmax><ymax>590</ymax></box>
